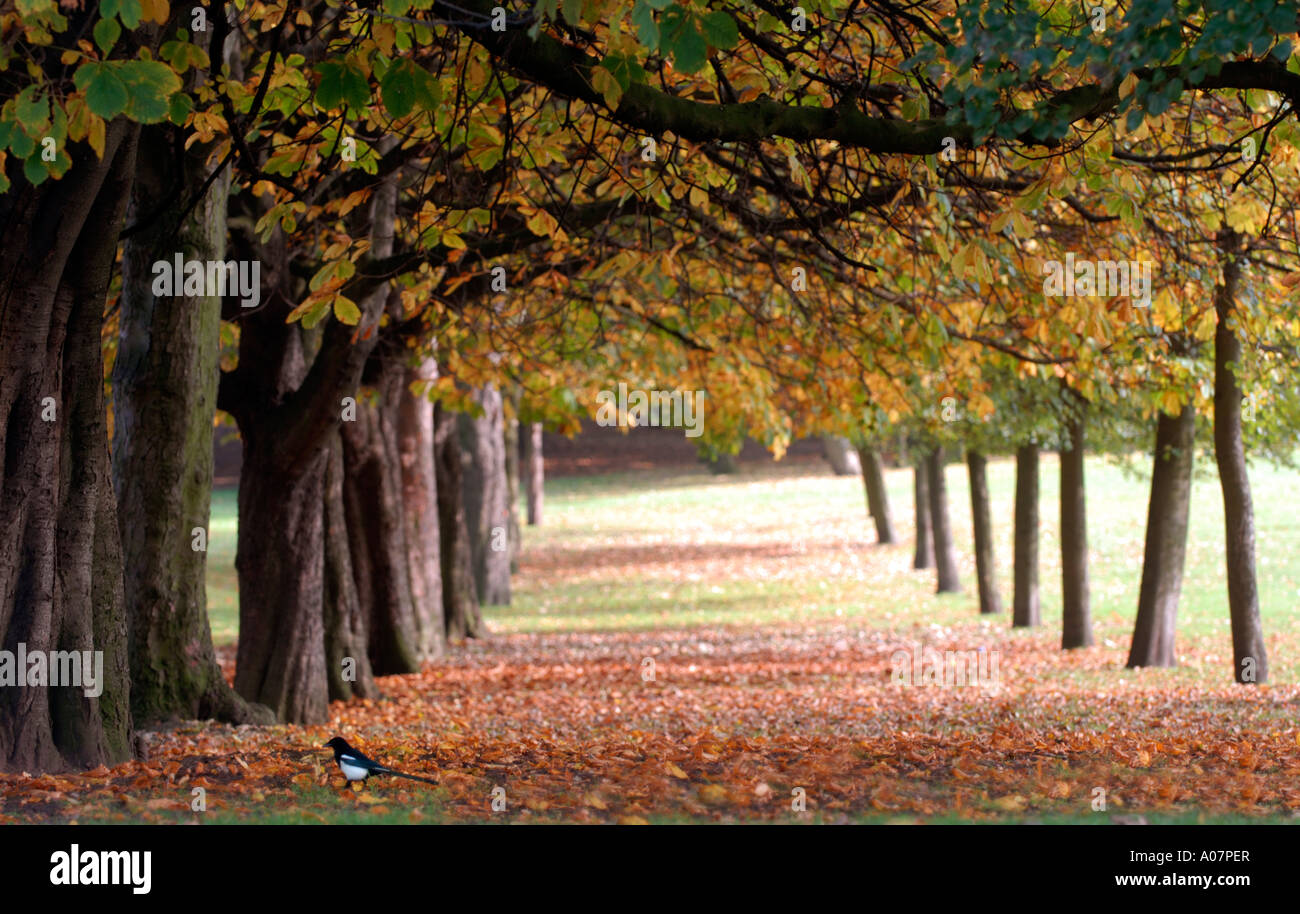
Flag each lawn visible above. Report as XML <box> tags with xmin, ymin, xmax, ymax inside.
<box><xmin>11</xmin><ymin>453</ymin><xmax>1293</xmax><ymax>825</ymax></box>
<box><xmin>209</xmin><ymin>452</ymin><xmax>1300</xmax><ymax>684</ymax></box>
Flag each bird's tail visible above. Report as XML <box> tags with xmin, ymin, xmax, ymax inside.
<box><xmin>382</xmin><ymin>768</ymin><xmax>439</xmax><ymax>786</ymax></box>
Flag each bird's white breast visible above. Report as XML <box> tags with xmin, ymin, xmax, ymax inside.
<box><xmin>339</xmin><ymin>759</ymin><xmax>370</xmax><ymax>781</ymax></box>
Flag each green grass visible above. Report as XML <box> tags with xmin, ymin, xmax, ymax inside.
<box><xmin>207</xmin><ymin>486</ymin><xmax>239</xmax><ymax>645</ymax></box>
<box><xmin>207</xmin><ymin>453</ymin><xmax>1300</xmax><ymax>682</ymax></box>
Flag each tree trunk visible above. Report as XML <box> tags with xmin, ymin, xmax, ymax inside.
<box><xmin>112</xmin><ymin>121</ymin><xmax>268</xmax><ymax>726</ymax></box>
<box><xmin>927</xmin><ymin>449</ymin><xmax>961</xmax><ymax>593</ymax></box>
<box><xmin>435</xmin><ymin>404</ymin><xmax>485</xmax><ymax>639</ymax></box>
<box><xmin>322</xmin><ymin>430</ymin><xmax>377</xmax><ymax>702</ymax></box>
<box><xmin>1060</xmin><ymin>409</ymin><xmax>1093</xmax><ymax>648</ymax></box>
<box><xmin>1214</xmin><ymin>245</ymin><xmax>1267</xmax><ymax>684</ymax></box>
<box><xmin>339</xmin><ymin>355</ymin><xmax>422</xmax><ymax>676</ymax></box>
<box><xmin>912</xmin><ymin>456</ymin><xmax>934</xmax><ymax>569</ymax></box>
<box><xmin>397</xmin><ymin>357</ymin><xmax>444</xmax><ymax>660</ymax></box>
<box><xmin>1013</xmin><ymin>443</ymin><xmax>1040</xmax><ymax>627</ymax></box>
<box><xmin>523</xmin><ymin>422</ymin><xmax>544</xmax><ymax>525</ymax></box>
<box><xmin>705</xmin><ymin>452</ymin><xmax>738</xmax><ymax>474</ymax></box>
<box><xmin>233</xmin><ymin>433</ymin><xmax>331</xmax><ymax>723</ymax></box>
<box><xmin>821</xmin><ymin>436</ymin><xmax>861</xmax><ymax>475</ymax></box>
<box><xmin>966</xmin><ymin>450</ymin><xmax>1001</xmax><ymax>615</ymax></box>
<box><xmin>223</xmin><ymin>177</ymin><xmax>394</xmax><ymax>722</ymax></box>
<box><xmin>503</xmin><ymin>391</ymin><xmax>522</xmax><ymax>573</ymax></box>
<box><xmin>855</xmin><ymin>443</ymin><xmax>897</xmax><ymax>544</ymax></box>
<box><xmin>1127</xmin><ymin>407</ymin><xmax>1195</xmax><ymax>667</ymax></box>
<box><xmin>0</xmin><ymin>121</ymin><xmax>138</xmax><ymax>771</ymax></box>
<box><xmin>457</xmin><ymin>386</ymin><xmax>512</xmax><ymax>606</ymax></box>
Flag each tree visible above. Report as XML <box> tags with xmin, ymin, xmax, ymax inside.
<box><xmin>435</xmin><ymin>403</ymin><xmax>485</xmax><ymax>639</ymax></box>
<box><xmin>912</xmin><ymin>456</ymin><xmax>934</xmax><ymax>570</ymax></box>
<box><xmin>854</xmin><ymin>442</ymin><xmax>897</xmax><ymax>544</ymax></box>
<box><xmin>966</xmin><ymin>450</ymin><xmax>1002</xmax><ymax>616</ymax></box>
<box><xmin>1012</xmin><ymin>444</ymin><xmax>1041</xmax><ymax>628</ymax></box>
<box><xmin>112</xmin><ymin>104</ymin><xmax>267</xmax><ymax>725</ymax></box>
<box><xmin>523</xmin><ymin>422</ymin><xmax>545</xmax><ymax>526</ymax></box>
<box><xmin>1128</xmin><ymin>407</ymin><xmax>1196</xmax><ymax>668</ymax></box>
<box><xmin>1213</xmin><ymin>234</ymin><xmax>1267</xmax><ymax>684</ymax></box>
<box><xmin>1059</xmin><ymin>400</ymin><xmax>1093</xmax><ymax>648</ymax></box>
<box><xmin>927</xmin><ymin>449</ymin><xmax>961</xmax><ymax>594</ymax></box>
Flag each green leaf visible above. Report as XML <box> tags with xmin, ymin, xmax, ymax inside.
<box><xmin>630</xmin><ymin>2</ymin><xmax>659</xmax><ymax>49</ymax></box>
<box><xmin>380</xmin><ymin>59</ymin><xmax>416</xmax><ymax>118</ymax></box>
<box><xmin>8</xmin><ymin>126</ymin><xmax>35</xmax><ymax>158</ymax></box>
<box><xmin>167</xmin><ymin>91</ymin><xmax>194</xmax><ymax>125</ymax></box>
<box><xmin>315</xmin><ymin>59</ymin><xmax>370</xmax><ymax>111</ymax></box>
<box><xmin>93</xmin><ymin>17</ymin><xmax>121</xmax><ymax>55</ymax></box>
<box><xmin>23</xmin><ymin>153</ymin><xmax>48</xmax><ymax>186</ymax></box>
<box><xmin>74</xmin><ymin>62</ymin><xmax>130</xmax><ymax>120</ymax></box>
<box><xmin>116</xmin><ymin>0</ymin><xmax>143</xmax><ymax>28</ymax></box>
<box><xmin>699</xmin><ymin>11</ymin><xmax>738</xmax><ymax>50</ymax></box>
<box><xmin>117</xmin><ymin>60</ymin><xmax>183</xmax><ymax>123</ymax></box>
<box><xmin>661</xmin><ymin>7</ymin><xmax>707</xmax><ymax>74</ymax></box>
<box><xmin>14</xmin><ymin>87</ymin><xmax>49</xmax><ymax>133</ymax></box>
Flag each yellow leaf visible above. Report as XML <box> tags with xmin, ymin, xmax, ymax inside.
<box><xmin>665</xmin><ymin>762</ymin><xmax>688</xmax><ymax>780</ymax></box>
<box><xmin>88</xmin><ymin>116</ymin><xmax>105</xmax><ymax>159</ymax></box>
<box><xmin>333</xmin><ymin>295</ymin><xmax>361</xmax><ymax>326</ymax></box>
<box><xmin>618</xmin><ymin>815</ymin><xmax>649</xmax><ymax>825</ymax></box>
<box><xmin>140</xmin><ymin>0</ymin><xmax>170</xmax><ymax>25</ymax></box>
<box><xmin>591</xmin><ymin>64</ymin><xmax>623</xmax><ymax>110</ymax></box>
<box><xmin>993</xmin><ymin>794</ymin><xmax>1028</xmax><ymax>812</ymax></box>
<box><xmin>583</xmin><ymin>792</ymin><xmax>608</xmax><ymax>810</ymax></box>
<box><xmin>697</xmin><ymin>784</ymin><xmax>729</xmax><ymax>806</ymax></box>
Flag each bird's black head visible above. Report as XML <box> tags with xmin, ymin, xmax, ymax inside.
<box><xmin>324</xmin><ymin>736</ymin><xmax>349</xmax><ymax>751</ymax></box>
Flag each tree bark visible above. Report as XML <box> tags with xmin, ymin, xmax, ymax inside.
<box><xmin>223</xmin><ymin>177</ymin><xmax>395</xmax><ymax>722</ymax></box>
<box><xmin>322</xmin><ymin>430</ymin><xmax>377</xmax><ymax>702</ymax></box>
<box><xmin>1214</xmin><ymin>244</ymin><xmax>1267</xmax><ymax>684</ymax></box>
<box><xmin>339</xmin><ymin>361</ymin><xmax>423</xmax><ymax>677</ymax></box>
<box><xmin>1013</xmin><ymin>443</ymin><xmax>1040</xmax><ymax>627</ymax></box>
<box><xmin>966</xmin><ymin>450</ymin><xmax>1001</xmax><ymax>615</ymax></box>
<box><xmin>503</xmin><ymin>391</ymin><xmax>522</xmax><ymax>572</ymax></box>
<box><xmin>1060</xmin><ymin>409</ymin><xmax>1094</xmax><ymax>648</ymax></box>
<box><xmin>232</xmin><ymin>430</ymin><xmax>331</xmax><ymax>723</ymax></box>
<box><xmin>912</xmin><ymin>456</ymin><xmax>934</xmax><ymax>569</ymax></box>
<box><xmin>927</xmin><ymin>449</ymin><xmax>961</xmax><ymax>593</ymax></box>
<box><xmin>112</xmin><ymin>121</ymin><xmax>268</xmax><ymax>726</ymax></box>
<box><xmin>435</xmin><ymin>404</ymin><xmax>485</xmax><ymax>639</ymax></box>
<box><xmin>0</xmin><ymin>120</ymin><xmax>137</xmax><ymax>771</ymax></box>
<box><xmin>523</xmin><ymin>422</ymin><xmax>544</xmax><ymax>525</ymax></box>
<box><xmin>458</xmin><ymin>386</ymin><xmax>512</xmax><ymax>606</ymax></box>
<box><xmin>855</xmin><ymin>443</ymin><xmax>897</xmax><ymax>544</ymax></box>
<box><xmin>1127</xmin><ymin>407</ymin><xmax>1196</xmax><ymax>668</ymax></box>
<box><xmin>821</xmin><ymin>435</ymin><xmax>862</xmax><ymax>475</ymax></box>
<box><xmin>705</xmin><ymin>452</ymin><xmax>738</xmax><ymax>474</ymax></box>
<box><xmin>397</xmin><ymin>357</ymin><xmax>444</xmax><ymax>660</ymax></box>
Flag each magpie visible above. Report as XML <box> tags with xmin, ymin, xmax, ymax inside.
<box><xmin>324</xmin><ymin>737</ymin><xmax>438</xmax><ymax>786</ymax></box>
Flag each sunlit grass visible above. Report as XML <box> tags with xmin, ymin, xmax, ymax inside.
<box><xmin>207</xmin><ymin>452</ymin><xmax>1300</xmax><ymax>684</ymax></box>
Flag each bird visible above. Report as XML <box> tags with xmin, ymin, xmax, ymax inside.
<box><xmin>324</xmin><ymin>736</ymin><xmax>438</xmax><ymax>787</ymax></box>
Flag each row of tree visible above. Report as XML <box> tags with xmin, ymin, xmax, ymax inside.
<box><xmin>3</xmin><ymin>0</ymin><xmax>1299</xmax><ymax>773</ymax></box>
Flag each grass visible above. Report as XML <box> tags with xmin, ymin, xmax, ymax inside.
<box><xmin>486</xmin><ymin>455</ymin><xmax>1300</xmax><ymax>682</ymax></box>
<box><xmin>170</xmin><ymin>452</ymin><xmax>1300</xmax><ymax>825</ymax></box>
<box><xmin>207</xmin><ymin>453</ymin><xmax>1300</xmax><ymax>684</ymax></box>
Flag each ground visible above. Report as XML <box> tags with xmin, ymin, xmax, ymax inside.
<box><xmin>4</xmin><ymin>455</ymin><xmax>1300</xmax><ymax>823</ymax></box>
